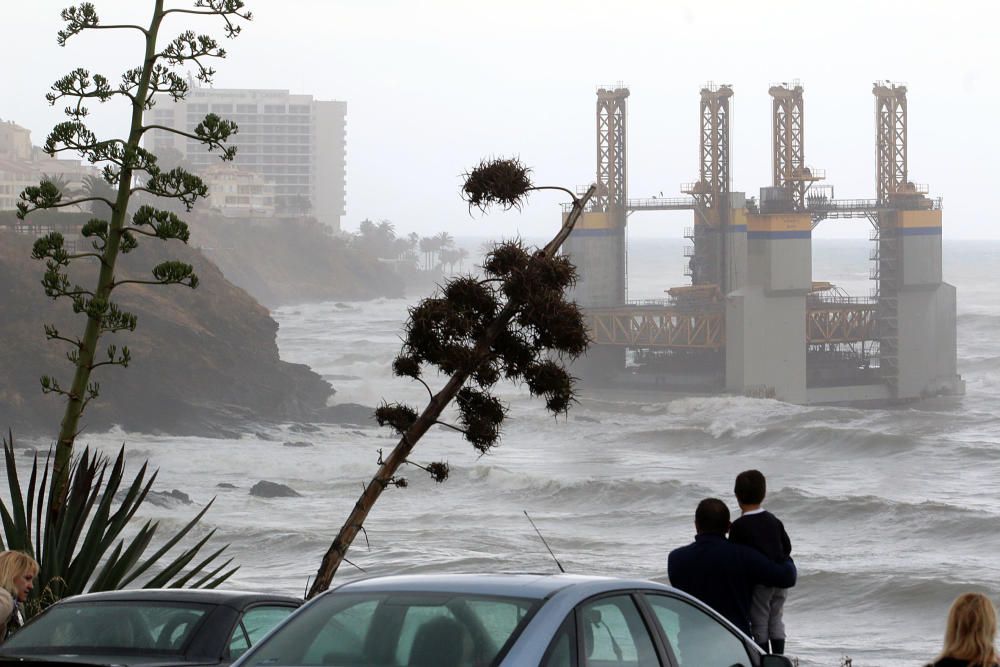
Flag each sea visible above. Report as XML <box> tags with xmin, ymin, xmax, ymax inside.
<box><xmin>11</xmin><ymin>237</ymin><xmax>1000</xmax><ymax>666</ymax></box>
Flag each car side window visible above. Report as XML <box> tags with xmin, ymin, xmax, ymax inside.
<box><xmin>229</xmin><ymin>606</ymin><xmax>296</xmax><ymax>660</ymax></box>
<box><xmin>578</xmin><ymin>595</ymin><xmax>661</xmax><ymax>667</ymax></box>
<box><xmin>300</xmin><ymin>600</ymin><xmax>379</xmax><ymax>665</ymax></box>
<box><xmin>541</xmin><ymin>614</ymin><xmax>577</xmax><ymax>667</ymax></box>
<box><xmin>643</xmin><ymin>594</ymin><xmax>752</xmax><ymax>667</ymax></box>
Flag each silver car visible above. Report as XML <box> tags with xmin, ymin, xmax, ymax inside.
<box><xmin>232</xmin><ymin>573</ymin><xmax>793</xmax><ymax>667</ymax></box>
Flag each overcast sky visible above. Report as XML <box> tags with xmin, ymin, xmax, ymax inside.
<box><xmin>3</xmin><ymin>0</ymin><xmax>997</xmax><ymax>240</ymax></box>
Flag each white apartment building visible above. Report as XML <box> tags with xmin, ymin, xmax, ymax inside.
<box><xmin>145</xmin><ymin>88</ymin><xmax>346</xmax><ymax>229</ymax></box>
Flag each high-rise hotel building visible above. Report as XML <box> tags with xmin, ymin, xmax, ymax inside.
<box><xmin>145</xmin><ymin>88</ymin><xmax>346</xmax><ymax>229</ymax></box>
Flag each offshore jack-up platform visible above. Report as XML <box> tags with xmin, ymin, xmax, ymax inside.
<box><xmin>563</xmin><ymin>82</ymin><xmax>964</xmax><ymax>404</ymax></box>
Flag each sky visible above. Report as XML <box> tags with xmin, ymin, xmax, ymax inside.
<box><xmin>3</xmin><ymin>0</ymin><xmax>998</xmax><ymax>240</ymax></box>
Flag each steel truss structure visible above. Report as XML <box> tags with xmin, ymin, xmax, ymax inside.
<box><xmin>586</xmin><ymin>307</ymin><xmax>725</xmax><ymax>350</ymax></box>
<box><xmin>587</xmin><ymin>302</ymin><xmax>876</xmax><ymax>350</ymax></box>
<box><xmin>770</xmin><ymin>83</ymin><xmax>823</xmax><ymax>211</ymax></box>
<box><xmin>697</xmin><ymin>84</ymin><xmax>733</xmax><ymax>209</ymax></box>
<box><xmin>595</xmin><ymin>86</ymin><xmax>629</xmax><ymax>214</ymax></box>
<box><xmin>873</xmin><ymin>82</ymin><xmax>907</xmax><ymax>205</ymax></box>
<box><xmin>806</xmin><ymin>302</ymin><xmax>876</xmax><ymax>344</ymax></box>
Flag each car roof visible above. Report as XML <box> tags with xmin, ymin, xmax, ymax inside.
<box><xmin>330</xmin><ymin>573</ymin><xmax>674</xmax><ymax>600</ymax></box>
<box><xmin>53</xmin><ymin>589</ymin><xmax>301</xmax><ymax>608</ymax></box>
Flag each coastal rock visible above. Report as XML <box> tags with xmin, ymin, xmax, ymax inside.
<box><xmin>216</xmin><ymin>483</ymin><xmax>238</xmax><ymax>489</ymax></box>
<box><xmin>283</xmin><ymin>440</ymin><xmax>313</xmax><ymax>448</ymax></box>
<box><xmin>147</xmin><ymin>489</ymin><xmax>192</xmax><ymax>507</ymax></box>
<box><xmin>324</xmin><ymin>403</ymin><xmax>376</xmax><ymax>426</ymax></box>
<box><xmin>0</xmin><ymin>227</ymin><xmax>335</xmax><ymax>437</ymax></box>
<box><xmin>250</xmin><ymin>480</ymin><xmax>301</xmax><ymax>498</ymax></box>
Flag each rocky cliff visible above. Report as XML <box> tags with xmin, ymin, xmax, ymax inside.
<box><xmin>0</xmin><ymin>228</ymin><xmax>339</xmax><ymax>437</ymax></box>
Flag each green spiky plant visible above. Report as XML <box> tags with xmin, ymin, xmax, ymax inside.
<box><xmin>17</xmin><ymin>0</ymin><xmax>251</xmax><ymax>520</ymax></box>
<box><xmin>1</xmin><ymin>433</ymin><xmax>237</xmax><ymax>618</ymax></box>
<box><xmin>307</xmin><ymin>158</ymin><xmax>596</xmax><ymax>597</ymax></box>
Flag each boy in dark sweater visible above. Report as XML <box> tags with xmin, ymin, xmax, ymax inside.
<box><xmin>728</xmin><ymin>469</ymin><xmax>792</xmax><ymax>655</ymax></box>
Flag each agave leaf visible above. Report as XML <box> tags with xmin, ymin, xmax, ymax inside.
<box><xmin>57</xmin><ymin>451</ymin><xmax>106</xmax><ymax>592</ymax></box>
<box><xmin>189</xmin><ymin>557</ymin><xmax>237</xmax><ymax>589</ymax></box>
<box><xmin>121</xmin><ymin>499</ymin><xmax>216</xmax><ymax>587</ymax></box>
<box><xmin>89</xmin><ymin>521</ymin><xmax>156</xmax><ymax>591</ymax></box>
<box><xmin>168</xmin><ymin>543</ymin><xmax>231</xmax><ymax>588</ymax></box>
<box><xmin>24</xmin><ymin>450</ymin><xmax>40</xmax><ymax>550</ymax></box>
<box><xmin>54</xmin><ymin>449</ymin><xmax>100</xmax><ymax>566</ymax></box>
<box><xmin>2</xmin><ymin>436</ymin><xmax>29</xmax><ymax>549</ymax></box>
<box><xmin>143</xmin><ymin>528</ymin><xmax>218</xmax><ymax>588</ymax></box>
<box><xmin>203</xmin><ymin>564</ymin><xmax>240</xmax><ymax>589</ymax></box>
<box><xmin>87</xmin><ymin>539</ymin><xmax>126</xmax><ymax>592</ymax></box>
<box><xmin>0</xmin><ymin>497</ymin><xmax>15</xmax><ymax>552</ymax></box>
<box><xmin>96</xmin><ymin>457</ymin><xmax>157</xmax><ymax>557</ymax></box>
<box><xmin>34</xmin><ymin>453</ymin><xmax>50</xmax><ymax>566</ymax></box>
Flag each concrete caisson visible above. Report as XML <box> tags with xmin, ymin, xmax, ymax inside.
<box><xmin>563</xmin><ymin>210</ymin><xmax>627</xmax><ymax>382</ymax></box>
<box><xmin>726</xmin><ymin>209</ymin><xmax>811</xmax><ymax>402</ymax></box>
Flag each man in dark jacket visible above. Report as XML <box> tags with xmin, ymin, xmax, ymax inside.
<box><xmin>667</xmin><ymin>498</ymin><xmax>797</xmax><ymax>636</ymax></box>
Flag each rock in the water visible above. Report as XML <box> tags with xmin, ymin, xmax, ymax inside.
<box><xmin>147</xmin><ymin>489</ymin><xmax>193</xmax><ymax>507</ymax></box>
<box><xmin>324</xmin><ymin>403</ymin><xmax>375</xmax><ymax>426</ymax></box>
<box><xmin>216</xmin><ymin>483</ymin><xmax>238</xmax><ymax>489</ymax></box>
<box><xmin>250</xmin><ymin>480</ymin><xmax>301</xmax><ymax>498</ymax></box>
<box><xmin>283</xmin><ymin>440</ymin><xmax>312</xmax><ymax>448</ymax></box>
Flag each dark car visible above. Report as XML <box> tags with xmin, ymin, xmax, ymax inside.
<box><xmin>0</xmin><ymin>589</ymin><xmax>301</xmax><ymax>667</ymax></box>
<box><xmin>232</xmin><ymin>573</ymin><xmax>793</xmax><ymax>667</ymax></box>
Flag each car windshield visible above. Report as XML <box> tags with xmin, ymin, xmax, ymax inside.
<box><xmin>2</xmin><ymin>601</ymin><xmax>214</xmax><ymax>654</ymax></box>
<box><xmin>240</xmin><ymin>591</ymin><xmax>540</xmax><ymax>667</ymax></box>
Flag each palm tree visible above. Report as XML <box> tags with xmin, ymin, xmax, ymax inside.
<box><xmin>418</xmin><ymin>236</ymin><xmax>434</xmax><ymax>271</ymax></box>
<box><xmin>358</xmin><ymin>218</ymin><xmax>377</xmax><ymax>237</ymax></box>
<box><xmin>434</xmin><ymin>231</ymin><xmax>455</xmax><ymax>250</ymax></box>
<box><xmin>81</xmin><ymin>175</ymin><xmax>117</xmax><ymax>215</ymax></box>
<box><xmin>41</xmin><ymin>173</ymin><xmax>71</xmax><ymax>194</ymax></box>
<box><xmin>376</xmin><ymin>219</ymin><xmax>395</xmax><ymax>241</ymax></box>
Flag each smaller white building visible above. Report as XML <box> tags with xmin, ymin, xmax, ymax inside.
<box><xmin>201</xmin><ymin>164</ymin><xmax>275</xmax><ymax>218</ymax></box>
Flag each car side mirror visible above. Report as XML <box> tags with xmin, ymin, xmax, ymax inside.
<box><xmin>761</xmin><ymin>655</ymin><xmax>794</xmax><ymax>667</ymax></box>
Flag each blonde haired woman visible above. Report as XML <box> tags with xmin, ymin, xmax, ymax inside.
<box><xmin>0</xmin><ymin>551</ymin><xmax>39</xmax><ymax>642</ymax></box>
<box><xmin>928</xmin><ymin>593</ymin><xmax>1000</xmax><ymax>667</ymax></box>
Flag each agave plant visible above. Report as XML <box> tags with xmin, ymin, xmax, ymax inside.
<box><xmin>1</xmin><ymin>432</ymin><xmax>237</xmax><ymax>617</ymax></box>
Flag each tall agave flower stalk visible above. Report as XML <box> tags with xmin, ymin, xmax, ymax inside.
<box><xmin>308</xmin><ymin>158</ymin><xmax>596</xmax><ymax>597</ymax></box>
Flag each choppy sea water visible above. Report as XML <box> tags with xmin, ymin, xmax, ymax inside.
<box><xmin>12</xmin><ymin>238</ymin><xmax>1000</xmax><ymax>667</ymax></box>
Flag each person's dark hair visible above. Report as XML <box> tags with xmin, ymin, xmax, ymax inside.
<box><xmin>734</xmin><ymin>469</ymin><xmax>766</xmax><ymax>506</ymax></box>
<box><xmin>694</xmin><ymin>498</ymin><xmax>730</xmax><ymax>535</ymax></box>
